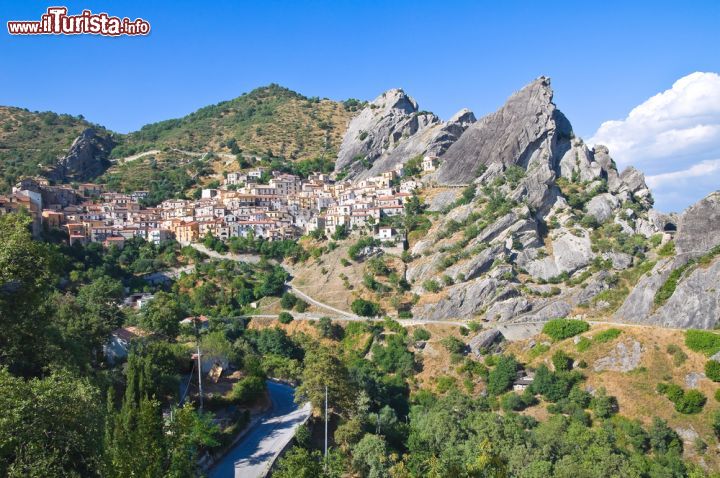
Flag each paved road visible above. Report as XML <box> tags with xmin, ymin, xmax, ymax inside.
<box><xmin>208</xmin><ymin>381</ymin><xmax>311</xmax><ymax>478</ymax></box>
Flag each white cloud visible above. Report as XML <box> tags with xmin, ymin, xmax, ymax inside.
<box><xmin>645</xmin><ymin>158</ymin><xmax>720</xmax><ymax>189</ymax></box>
<box><xmin>589</xmin><ymin>72</ymin><xmax>720</xmax><ymax>212</ymax></box>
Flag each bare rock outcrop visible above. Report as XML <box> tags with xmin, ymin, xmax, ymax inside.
<box><xmin>334</xmin><ymin>89</ymin><xmax>475</xmax><ymax>180</ymax></box>
<box><xmin>675</xmin><ymin>192</ymin><xmax>720</xmax><ymax>257</ymax></box>
<box><xmin>648</xmin><ymin>257</ymin><xmax>720</xmax><ymax>329</ymax></box>
<box><xmin>45</xmin><ymin>128</ymin><xmax>115</xmax><ymax>182</ymax></box>
<box><xmin>593</xmin><ymin>339</ymin><xmax>643</xmax><ymax>372</ymax></box>
<box><xmin>433</xmin><ymin>76</ymin><xmax>572</xmax><ymax>185</ymax></box>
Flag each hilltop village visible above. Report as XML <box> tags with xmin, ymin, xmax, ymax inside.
<box><xmin>0</xmin><ymin>157</ymin><xmax>439</xmax><ymax>247</ymax></box>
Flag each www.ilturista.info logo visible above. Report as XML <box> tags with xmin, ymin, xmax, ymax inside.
<box><xmin>7</xmin><ymin>7</ymin><xmax>150</xmax><ymax>36</ymax></box>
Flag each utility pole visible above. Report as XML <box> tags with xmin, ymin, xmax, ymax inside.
<box><xmin>324</xmin><ymin>384</ymin><xmax>328</xmax><ymax>465</ymax></box>
<box><xmin>196</xmin><ymin>318</ymin><xmax>203</xmax><ymax>412</ymax></box>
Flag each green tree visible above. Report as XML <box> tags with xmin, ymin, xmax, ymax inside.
<box><xmin>0</xmin><ymin>368</ymin><xmax>104</xmax><ymax>477</ymax></box>
<box><xmin>274</xmin><ymin>447</ymin><xmax>323</xmax><ymax>478</ymax></box>
<box><xmin>590</xmin><ymin>387</ymin><xmax>617</xmax><ymax>419</ymax></box>
<box><xmin>231</xmin><ymin>376</ymin><xmax>266</xmax><ymax>404</ymax></box>
<box><xmin>487</xmin><ymin>355</ymin><xmax>518</xmax><ymax>396</ymax></box>
<box><xmin>351</xmin><ymin>298</ymin><xmax>381</xmax><ymax>317</ymax></box>
<box><xmin>0</xmin><ymin>213</ymin><xmax>54</xmax><ymax>376</ymax></box>
<box><xmin>279</xmin><ymin>311</ymin><xmax>294</xmax><ymax>324</ymax></box>
<box><xmin>296</xmin><ymin>345</ymin><xmax>355</xmax><ymax>417</ymax></box>
<box><xmin>281</xmin><ymin>292</ymin><xmax>298</xmax><ymax>310</ymax></box>
<box><xmin>141</xmin><ymin>291</ymin><xmax>184</xmax><ymax>337</ymax></box>
<box><xmin>551</xmin><ymin>350</ymin><xmax>573</xmax><ymax>372</ymax></box>
<box><xmin>352</xmin><ymin>434</ymin><xmax>392</xmax><ymax>478</ymax></box>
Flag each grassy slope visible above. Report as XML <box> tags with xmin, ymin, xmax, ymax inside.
<box><xmin>0</xmin><ymin>107</ymin><xmax>108</xmax><ymax>192</ymax></box>
<box><xmin>113</xmin><ymin>84</ymin><xmax>355</xmax><ymax>162</ymax></box>
<box><xmin>506</xmin><ymin>323</ymin><xmax>720</xmax><ymax>467</ymax></box>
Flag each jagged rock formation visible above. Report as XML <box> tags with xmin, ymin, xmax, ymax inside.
<box><xmin>334</xmin><ymin>89</ymin><xmax>475</xmax><ymax>180</ymax></box>
<box><xmin>44</xmin><ymin>128</ymin><xmax>115</xmax><ymax>182</ymax></box>
<box><xmin>433</xmin><ymin>77</ymin><xmax>572</xmax><ymax>186</ymax></box>
<box><xmin>332</xmin><ymin>76</ymin><xmax>720</xmax><ymax>330</ymax></box>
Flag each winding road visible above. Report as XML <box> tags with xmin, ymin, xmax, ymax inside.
<box><xmin>208</xmin><ymin>381</ymin><xmax>312</xmax><ymax>478</ymax></box>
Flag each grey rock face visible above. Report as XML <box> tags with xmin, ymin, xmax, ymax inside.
<box><xmin>334</xmin><ymin>89</ymin><xmax>475</xmax><ymax>180</ymax></box>
<box><xmin>468</xmin><ymin>329</ymin><xmax>504</xmax><ymax>356</ymax></box>
<box><xmin>426</xmin><ymin>189</ymin><xmax>460</xmax><ymax>212</ymax></box>
<box><xmin>602</xmin><ymin>252</ymin><xmax>633</xmax><ymax>270</ymax></box>
<box><xmin>445</xmin><ymin>243</ymin><xmax>507</xmax><ymax>282</ymax></box>
<box><xmin>484</xmin><ymin>296</ymin><xmax>532</xmax><ymax>322</ymax></box>
<box><xmin>586</xmin><ymin>193</ymin><xmax>620</xmax><ymax>223</ymax></box>
<box><xmin>558</xmin><ymin>140</ymin><xmax>601</xmax><ymax>181</ymax></box>
<box><xmin>45</xmin><ymin>128</ymin><xmax>115</xmax><ymax>182</ymax></box>
<box><xmin>575</xmin><ymin>271</ymin><xmax>612</xmax><ymax>305</ymax></box>
<box><xmin>684</xmin><ymin>372</ymin><xmax>705</xmax><ymax>389</ymax></box>
<box><xmin>413</xmin><ymin>278</ymin><xmax>508</xmax><ymax>321</ymax></box>
<box><xmin>433</xmin><ymin>77</ymin><xmax>572</xmax><ymax>185</ymax></box>
<box><xmin>675</xmin><ymin>192</ymin><xmax>720</xmax><ymax>257</ymax></box>
<box><xmin>515</xmin><ymin>300</ymin><xmax>572</xmax><ymax>323</ymax></box>
<box><xmin>593</xmin><ymin>339</ymin><xmax>643</xmax><ymax>372</ymax></box>
<box><xmin>648</xmin><ymin>257</ymin><xmax>720</xmax><ymax>329</ymax></box>
<box><xmin>614</xmin><ymin>258</ymin><xmax>677</xmax><ymax>321</ymax></box>
<box><xmin>523</xmin><ymin>229</ymin><xmax>594</xmax><ymax>280</ymax></box>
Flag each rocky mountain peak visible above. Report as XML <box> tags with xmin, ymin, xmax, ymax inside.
<box><xmin>448</xmin><ymin>108</ymin><xmax>476</xmax><ymax>126</ymax></box>
<box><xmin>334</xmin><ymin>88</ymin><xmax>475</xmax><ymax>180</ymax></box>
<box><xmin>372</xmin><ymin>88</ymin><xmax>418</xmax><ymax>114</ymax></box>
<box><xmin>431</xmin><ymin>76</ymin><xmax>571</xmax><ymax>185</ymax></box>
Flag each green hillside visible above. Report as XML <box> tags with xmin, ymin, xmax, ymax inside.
<box><xmin>112</xmin><ymin>84</ymin><xmax>355</xmax><ymax>162</ymax></box>
<box><xmin>0</xmin><ymin>107</ymin><xmax>108</xmax><ymax>192</ymax></box>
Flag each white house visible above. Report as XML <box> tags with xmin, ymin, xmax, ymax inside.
<box><xmin>422</xmin><ymin>155</ymin><xmax>439</xmax><ymax>172</ymax></box>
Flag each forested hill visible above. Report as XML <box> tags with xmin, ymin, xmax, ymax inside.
<box><xmin>112</xmin><ymin>84</ymin><xmax>358</xmax><ymax>162</ymax></box>
<box><xmin>0</xmin><ymin>84</ymin><xmax>360</xmax><ymax>194</ymax></box>
<box><xmin>0</xmin><ymin>107</ymin><xmax>109</xmax><ymax>191</ymax></box>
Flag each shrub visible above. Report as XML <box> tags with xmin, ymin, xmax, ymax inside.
<box><xmin>666</xmin><ymin>344</ymin><xmax>688</xmax><ymax>366</ymax></box>
<box><xmin>487</xmin><ymin>355</ymin><xmax>519</xmax><ymax>396</ymax></box>
<box><xmin>657</xmin><ymin>241</ymin><xmax>676</xmax><ymax>257</ymax></box>
<box><xmin>423</xmin><ymin>279</ymin><xmax>440</xmax><ymax>293</ymax></box>
<box><xmin>657</xmin><ymin>382</ymin><xmax>707</xmax><ymax>414</ymax></box>
<box><xmin>278</xmin><ymin>312</ymin><xmax>294</xmax><ymax>324</ymax></box>
<box><xmin>552</xmin><ymin>350</ymin><xmax>573</xmax><ymax>372</ymax></box>
<box><xmin>280</xmin><ymin>292</ymin><xmax>297</xmax><ymax>310</ymax></box>
<box><xmin>412</xmin><ymin>328</ymin><xmax>431</xmax><ymax>341</ymax></box>
<box><xmin>590</xmin><ymin>387</ymin><xmax>617</xmax><ymax>419</ymax></box>
<box><xmin>654</xmin><ymin>267</ymin><xmax>684</xmax><ymax>306</ymax></box>
<box><xmin>295</xmin><ymin>299</ymin><xmax>308</xmax><ymax>313</ymax></box>
<box><xmin>440</xmin><ymin>336</ymin><xmax>466</xmax><ymax>355</ymax></box>
<box><xmin>714</xmin><ymin>411</ymin><xmax>720</xmax><ymax>439</ymax></box>
<box><xmin>593</xmin><ymin>328</ymin><xmax>622</xmax><ymax>343</ymax></box>
<box><xmin>436</xmin><ymin>376</ymin><xmax>457</xmax><ymax>393</ymax></box>
<box><xmin>705</xmin><ymin>360</ymin><xmax>720</xmax><ymax>382</ymax></box>
<box><xmin>676</xmin><ymin>389</ymin><xmax>706</xmax><ymax>414</ymax></box>
<box><xmin>576</xmin><ymin>336</ymin><xmax>592</xmax><ymax>353</ymax></box>
<box><xmin>685</xmin><ymin>330</ymin><xmax>720</xmax><ymax>356</ymax></box>
<box><xmin>501</xmin><ymin>392</ymin><xmax>525</xmax><ymax>412</ymax></box>
<box><xmin>231</xmin><ymin>376</ymin><xmax>266</xmax><ymax>404</ymax></box>
<box><xmin>351</xmin><ymin>299</ymin><xmax>380</xmax><ymax>317</ymax></box>
<box><xmin>542</xmin><ymin>318</ymin><xmax>590</xmax><ymax>341</ymax></box>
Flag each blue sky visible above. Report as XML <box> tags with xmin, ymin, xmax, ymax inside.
<box><xmin>1</xmin><ymin>1</ymin><xmax>719</xmax><ymax>211</ymax></box>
